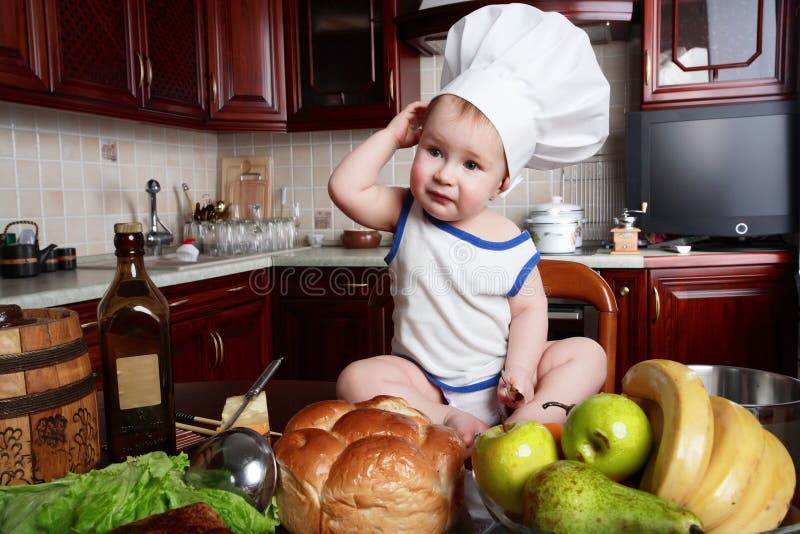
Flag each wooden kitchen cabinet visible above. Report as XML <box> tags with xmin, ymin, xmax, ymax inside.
<box><xmin>45</xmin><ymin>0</ymin><xmax>206</xmax><ymax>121</ymax></box>
<box><xmin>0</xmin><ymin>0</ymin><xmax>49</xmax><ymax>92</ymax></box>
<box><xmin>171</xmin><ymin>298</ymin><xmax>270</xmax><ymax>383</ymax></box>
<box><xmin>602</xmin><ymin>257</ymin><xmax>798</xmax><ymax>386</ymax></box>
<box><xmin>67</xmin><ymin>269</ymin><xmax>272</xmax><ymax>388</ymax></box>
<box><xmin>283</xmin><ymin>0</ymin><xmax>420</xmax><ymax>131</ymax></box>
<box><xmin>272</xmin><ymin>267</ymin><xmax>393</xmax><ymax>381</ymax></box>
<box><xmin>0</xmin><ymin>0</ymin><xmax>206</xmax><ymax>126</ymax></box>
<box><xmin>641</xmin><ymin>0</ymin><xmax>797</xmax><ymax>109</ymax></box>
<box><xmin>205</xmin><ymin>0</ymin><xmax>287</xmax><ymax>128</ymax></box>
<box><xmin>601</xmin><ymin>269</ymin><xmax>648</xmax><ymax>391</ymax></box>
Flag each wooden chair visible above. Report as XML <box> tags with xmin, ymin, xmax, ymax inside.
<box><xmin>538</xmin><ymin>259</ymin><xmax>618</xmax><ymax>393</ymax></box>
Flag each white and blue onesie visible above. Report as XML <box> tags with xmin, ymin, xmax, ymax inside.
<box><xmin>384</xmin><ymin>191</ymin><xmax>540</xmax><ymax>425</ymax></box>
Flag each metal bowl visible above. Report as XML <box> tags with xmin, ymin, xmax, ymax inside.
<box><xmin>689</xmin><ymin>364</ymin><xmax>800</xmax><ymax>481</ymax></box>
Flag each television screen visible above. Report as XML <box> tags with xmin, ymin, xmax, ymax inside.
<box><xmin>626</xmin><ymin>101</ymin><xmax>798</xmax><ymax>239</ymax></box>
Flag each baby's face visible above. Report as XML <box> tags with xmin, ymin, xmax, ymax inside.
<box><xmin>410</xmin><ymin>97</ymin><xmax>509</xmax><ymax>224</ymax></box>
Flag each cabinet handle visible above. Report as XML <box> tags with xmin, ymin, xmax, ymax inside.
<box><xmin>214</xmin><ymin>331</ymin><xmax>225</xmax><ymax>367</ymax></box>
<box><xmin>210</xmin><ymin>331</ymin><xmax>220</xmax><ymax>367</ymax></box>
<box><xmin>146</xmin><ymin>56</ymin><xmax>153</xmax><ymax>87</ymax></box>
<box><xmin>226</xmin><ymin>285</ymin><xmax>246</xmax><ymax>293</ymax></box>
<box><xmin>211</xmin><ymin>73</ymin><xmax>218</xmax><ymax>104</ymax></box>
<box><xmin>618</xmin><ymin>286</ymin><xmax>630</xmax><ymax>297</ymax></box>
<box><xmin>136</xmin><ymin>52</ymin><xmax>145</xmax><ymax>88</ymax></box>
<box><xmin>81</xmin><ymin>321</ymin><xmax>97</xmax><ymax>329</ymax></box>
<box><xmin>169</xmin><ymin>298</ymin><xmax>190</xmax><ymax>307</ymax></box>
<box><xmin>644</xmin><ymin>49</ymin><xmax>651</xmax><ymax>87</ymax></box>
<box><xmin>652</xmin><ymin>286</ymin><xmax>660</xmax><ymax>324</ymax></box>
<box><xmin>389</xmin><ymin>68</ymin><xmax>394</xmax><ymax>102</ymax></box>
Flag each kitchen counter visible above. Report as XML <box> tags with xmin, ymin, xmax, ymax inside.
<box><xmin>2</xmin><ymin>244</ymin><xmax>795</xmax><ymax>310</ymax></box>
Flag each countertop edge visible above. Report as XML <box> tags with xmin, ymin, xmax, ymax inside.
<box><xmin>3</xmin><ymin>246</ymin><xmax>795</xmax><ymax>310</ymax></box>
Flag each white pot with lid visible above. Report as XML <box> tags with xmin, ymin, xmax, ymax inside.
<box><xmin>525</xmin><ymin>212</ymin><xmax>578</xmax><ymax>254</ymax></box>
<box><xmin>528</xmin><ymin>196</ymin><xmax>585</xmax><ymax>248</ymax></box>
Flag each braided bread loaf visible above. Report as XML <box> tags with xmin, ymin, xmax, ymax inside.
<box><xmin>273</xmin><ymin>396</ymin><xmax>466</xmax><ymax>534</ymax></box>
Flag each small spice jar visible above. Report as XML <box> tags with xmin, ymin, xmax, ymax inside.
<box><xmin>56</xmin><ymin>247</ymin><xmax>77</xmax><ymax>270</ymax></box>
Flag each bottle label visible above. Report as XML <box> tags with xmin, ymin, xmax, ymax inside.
<box><xmin>117</xmin><ymin>353</ymin><xmax>162</xmax><ymax>409</ymax></box>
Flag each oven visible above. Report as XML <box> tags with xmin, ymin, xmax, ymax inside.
<box><xmin>547</xmin><ymin>299</ymin><xmax>599</xmax><ymax>341</ymax></box>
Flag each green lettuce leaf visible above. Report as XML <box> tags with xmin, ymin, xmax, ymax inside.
<box><xmin>0</xmin><ymin>452</ymin><xmax>279</xmax><ymax>534</ymax></box>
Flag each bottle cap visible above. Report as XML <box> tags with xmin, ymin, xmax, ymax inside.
<box><xmin>114</xmin><ymin>222</ymin><xmax>143</xmax><ymax>233</ymax></box>
<box><xmin>183</xmin><ymin>238</ymin><xmax>195</xmax><ymax>245</ymax></box>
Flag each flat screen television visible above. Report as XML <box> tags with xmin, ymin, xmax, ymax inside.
<box><xmin>625</xmin><ymin>100</ymin><xmax>799</xmax><ymax>240</ymax></box>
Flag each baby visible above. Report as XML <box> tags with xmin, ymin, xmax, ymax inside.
<box><xmin>329</xmin><ymin>4</ymin><xmax>610</xmax><ymax>449</ymax></box>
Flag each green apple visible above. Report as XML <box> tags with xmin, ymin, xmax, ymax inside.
<box><xmin>472</xmin><ymin>420</ymin><xmax>558</xmax><ymax>515</ymax></box>
<box><xmin>560</xmin><ymin>393</ymin><xmax>652</xmax><ymax>481</ymax></box>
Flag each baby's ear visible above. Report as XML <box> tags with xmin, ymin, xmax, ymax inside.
<box><xmin>498</xmin><ymin>175</ymin><xmax>511</xmax><ymax>193</ymax></box>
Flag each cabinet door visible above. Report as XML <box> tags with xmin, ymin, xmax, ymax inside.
<box><xmin>601</xmin><ymin>269</ymin><xmax>648</xmax><ymax>391</ymax></box>
<box><xmin>208</xmin><ymin>299</ymin><xmax>271</xmax><ymax>381</ymax></box>
<box><xmin>172</xmin><ymin>316</ymin><xmax>211</xmax><ymax>383</ymax></box>
<box><xmin>205</xmin><ymin>0</ymin><xmax>286</xmax><ymax>125</ymax></box>
<box><xmin>0</xmin><ymin>0</ymin><xmax>49</xmax><ymax>91</ymax></box>
<box><xmin>139</xmin><ymin>0</ymin><xmax>206</xmax><ymax>118</ymax></box>
<box><xmin>273</xmin><ymin>267</ymin><xmax>393</xmax><ymax>381</ymax></box>
<box><xmin>648</xmin><ymin>264</ymin><xmax>797</xmax><ymax>375</ymax></box>
<box><xmin>284</xmin><ymin>0</ymin><xmax>419</xmax><ymax>130</ymax></box>
<box><xmin>278</xmin><ymin>297</ymin><xmax>386</xmax><ymax>381</ymax></box>
<box><xmin>45</xmin><ymin>0</ymin><xmax>141</xmax><ymax>107</ymax></box>
<box><xmin>642</xmin><ymin>0</ymin><xmax>797</xmax><ymax>108</ymax></box>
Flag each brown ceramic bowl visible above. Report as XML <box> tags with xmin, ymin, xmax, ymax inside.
<box><xmin>341</xmin><ymin>229</ymin><xmax>381</xmax><ymax>249</ymax></box>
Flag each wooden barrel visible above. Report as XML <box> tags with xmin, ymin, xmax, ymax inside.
<box><xmin>0</xmin><ymin>307</ymin><xmax>99</xmax><ymax>485</ymax></box>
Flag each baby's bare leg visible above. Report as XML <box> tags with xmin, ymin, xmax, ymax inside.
<box><xmin>337</xmin><ymin>355</ymin><xmax>488</xmax><ymax>449</ymax></box>
<box><xmin>507</xmin><ymin>337</ymin><xmax>606</xmax><ymax>424</ymax></box>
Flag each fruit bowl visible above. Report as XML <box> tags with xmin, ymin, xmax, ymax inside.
<box><xmin>471</xmin><ymin>472</ymin><xmax>550</xmax><ymax>533</ymax></box>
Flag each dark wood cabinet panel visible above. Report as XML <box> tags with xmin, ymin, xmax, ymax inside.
<box><xmin>602</xmin><ymin>260</ymin><xmax>798</xmax><ymax>386</ymax></box>
<box><xmin>283</xmin><ymin>0</ymin><xmax>420</xmax><ymax>130</ymax></box>
<box><xmin>45</xmin><ymin>0</ymin><xmax>140</xmax><ymax>107</ymax></box>
<box><xmin>0</xmin><ymin>0</ymin><xmax>49</xmax><ymax>92</ymax></box>
<box><xmin>205</xmin><ymin>0</ymin><xmax>286</xmax><ymax>127</ymax></box>
<box><xmin>172</xmin><ymin>316</ymin><xmax>210</xmax><ymax>382</ymax></box>
<box><xmin>648</xmin><ymin>264</ymin><xmax>797</xmax><ymax>375</ymax></box>
<box><xmin>641</xmin><ymin>0</ymin><xmax>797</xmax><ymax>108</ymax></box>
<box><xmin>139</xmin><ymin>0</ymin><xmax>206</xmax><ymax>119</ymax></box>
<box><xmin>272</xmin><ymin>267</ymin><xmax>393</xmax><ymax>381</ymax></box>
<box><xmin>206</xmin><ymin>299</ymin><xmax>271</xmax><ymax>381</ymax></box>
<box><xmin>0</xmin><ymin>0</ymin><xmax>206</xmax><ymax>125</ymax></box>
<box><xmin>601</xmin><ymin>269</ymin><xmax>648</xmax><ymax>391</ymax></box>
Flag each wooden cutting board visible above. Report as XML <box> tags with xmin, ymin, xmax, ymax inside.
<box><xmin>220</xmin><ymin>157</ymin><xmax>273</xmax><ymax>219</ymax></box>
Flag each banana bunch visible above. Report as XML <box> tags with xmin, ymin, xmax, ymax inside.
<box><xmin>621</xmin><ymin>359</ymin><xmax>796</xmax><ymax>533</ymax></box>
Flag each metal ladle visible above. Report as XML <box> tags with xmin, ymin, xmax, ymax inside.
<box><xmin>186</xmin><ymin>427</ymin><xmax>277</xmax><ymax>512</ymax></box>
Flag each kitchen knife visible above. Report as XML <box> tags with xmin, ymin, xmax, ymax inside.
<box><xmin>221</xmin><ymin>357</ymin><xmax>284</xmax><ymax>431</ymax></box>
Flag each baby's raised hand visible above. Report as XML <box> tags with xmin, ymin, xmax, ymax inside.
<box><xmin>498</xmin><ymin>367</ymin><xmax>535</xmax><ymax>409</ymax></box>
<box><xmin>386</xmin><ymin>101</ymin><xmax>427</xmax><ymax>149</ymax></box>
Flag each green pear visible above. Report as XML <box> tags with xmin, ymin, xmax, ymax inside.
<box><xmin>522</xmin><ymin>460</ymin><xmax>703</xmax><ymax>534</ymax></box>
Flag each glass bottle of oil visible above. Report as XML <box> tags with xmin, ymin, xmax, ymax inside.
<box><xmin>98</xmin><ymin>222</ymin><xmax>175</xmax><ymax>462</ymax></box>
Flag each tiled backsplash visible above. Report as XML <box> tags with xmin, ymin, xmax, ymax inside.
<box><xmin>0</xmin><ymin>42</ymin><xmax>631</xmax><ymax>256</ymax></box>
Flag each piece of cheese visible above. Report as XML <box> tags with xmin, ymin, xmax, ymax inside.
<box><xmin>219</xmin><ymin>391</ymin><xmax>270</xmax><ymax>439</ymax></box>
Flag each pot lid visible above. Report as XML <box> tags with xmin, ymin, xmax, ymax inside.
<box><xmin>530</xmin><ymin>196</ymin><xmax>583</xmax><ymax>215</ymax></box>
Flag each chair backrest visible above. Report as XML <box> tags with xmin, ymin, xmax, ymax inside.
<box><xmin>538</xmin><ymin>259</ymin><xmax>618</xmax><ymax>393</ymax></box>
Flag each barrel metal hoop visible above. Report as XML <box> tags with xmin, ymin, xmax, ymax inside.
<box><xmin>0</xmin><ymin>374</ymin><xmax>96</xmax><ymax>418</ymax></box>
<box><xmin>0</xmin><ymin>338</ymin><xmax>88</xmax><ymax>373</ymax></box>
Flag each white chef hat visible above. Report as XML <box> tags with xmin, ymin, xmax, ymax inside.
<box><xmin>438</xmin><ymin>3</ymin><xmax>610</xmax><ymax>196</ymax></box>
